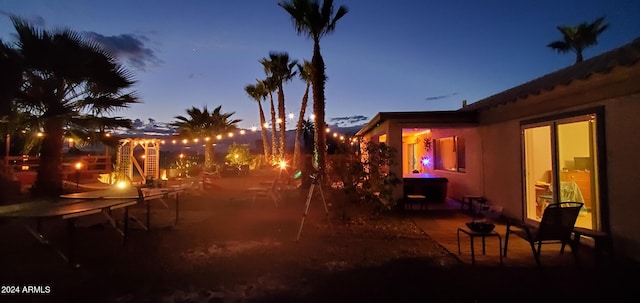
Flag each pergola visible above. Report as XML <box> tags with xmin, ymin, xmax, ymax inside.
<box><xmin>116</xmin><ymin>138</ymin><xmax>161</xmax><ymax>184</ymax></box>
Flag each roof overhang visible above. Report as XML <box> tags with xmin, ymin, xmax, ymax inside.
<box><xmin>356</xmin><ymin>110</ymin><xmax>478</xmax><ymax>136</ymax></box>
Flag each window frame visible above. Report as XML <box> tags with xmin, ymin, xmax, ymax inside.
<box><xmin>434</xmin><ymin>136</ymin><xmax>465</xmax><ymax>173</ymax></box>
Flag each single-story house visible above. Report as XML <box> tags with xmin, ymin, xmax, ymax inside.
<box><xmin>356</xmin><ymin>37</ymin><xmax>640</xmax><ymax>263</ymax></box>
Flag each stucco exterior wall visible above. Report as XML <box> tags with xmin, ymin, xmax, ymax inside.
<box><xmin>477</xmin><ymin>120</ymin><xmax>524</xmax><ymax>219</ymax></box>
<box><xmin>386</xmin><ymin>122</ymin><xmax>404</xmax><ymax>201</ymax></box>
<box><xmin>603</xmin><ymin>93</ymin><xmax>640</xmax><ymax>261</ymax></box>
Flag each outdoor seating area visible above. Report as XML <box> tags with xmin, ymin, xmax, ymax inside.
<box><xmin>406</xmin><ymin>199</ymin><xmax>609</xmax><ymax>267</ymax></box>
<box><xmin>504</xmin><ymin>202</ymin><xmax>583</xmax><ymax>267</ymax></box>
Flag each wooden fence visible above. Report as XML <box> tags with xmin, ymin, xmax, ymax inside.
<box><xmin>5</xmin><ymin>155</ymin><xmax>112</xmax><ymax>190</ymax></box>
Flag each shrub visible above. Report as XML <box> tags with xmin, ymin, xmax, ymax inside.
<box><xmin>327</xmin><ymin>141</ymin><xmax>401</xmax><ymax>215</ymax></box>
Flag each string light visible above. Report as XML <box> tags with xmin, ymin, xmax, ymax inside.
<box><xmin>29</xmin><ymin>126</ymin><xmax>362</xmax><ymax>151</ymax></box>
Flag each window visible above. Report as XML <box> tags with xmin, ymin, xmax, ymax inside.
<box><xmin>434</xmin><ymin>136</ymin><xmax>465</xmax><ymax>172</ymax></box>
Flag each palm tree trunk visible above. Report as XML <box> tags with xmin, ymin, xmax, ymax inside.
<box><xmin>269</xmin><ymin>92</ymin><xmax>278</xmax><ymax>163</ymax></box>
<box><xmin>204</xmin><ymin>141</ymin><xmax>214</xmax><ymax>172</ymax></box>
<box><xmin>277</xmin><ymin>85</ymin><xmax>286</xmax><ymax>162</ymax></box>
<box><xmin>32</xmin><ymin>117</ymin><xmax>64</xmax><ymax>198</ymax></box>
<box><xmin>293</xmin><ymin>83</ymin><xmax>310</xmax><ymax>171</ymax></box>
<box><xmin>311</xmin><ymin>40</ymin><xmax>327</xmax><ymax>180</ymax></box>
<box><xmin>258</xmin><ymin>100</ymin><xmax>270</xmax><ymax>162</ymax></box>
<box><xmin>575</xmin><ymin>50</ymin><xmax>584</xmax><ymax>64</ymax></box>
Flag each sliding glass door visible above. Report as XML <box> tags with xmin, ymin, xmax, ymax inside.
<box><xmin>522</xmin><ymin>113</ymin><xmax>600</xmax><ymax>230</ymax></box>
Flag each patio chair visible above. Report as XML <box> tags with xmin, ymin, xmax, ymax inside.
<box><xmin>248</xmin><ymin>168</ymin><xmax>285</xmax><ymax>207</ymax></box>
<box><xmin>249</xmin><ymin>179</ymin><xmax>280</xmax><ymax>207</ymax></box>
<box><xmin>402</xmin><ymin>184</ymin><xmax>428</xmax><ymax>211</ymax></box>
<box><xmin>503</xmin><ymin>202</ymin><xmax>583</xmax><ymax>266</ymax></box>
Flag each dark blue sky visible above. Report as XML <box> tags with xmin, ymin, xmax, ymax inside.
<box><xmin>2</xmin><ymin>0</ymin><xmax>639</xmax><ymax>129</ymax></box>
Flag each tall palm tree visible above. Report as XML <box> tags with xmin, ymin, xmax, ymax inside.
<box><xmin>299</xmin><ymin>119</ymin><xmax>315</xmax><ymax>189</ymax></box>
<box><xmin>279</xmin><ymin>0</ymin><xmax>348</xmax><ymax>178</ymax></box>
<box><xmin>292</xmin><ymin>59</ymin><xmax>312</xmax><ymax>170</ymax></box>
<box><xmin>171</xmin><ymin>105</ymin><xmax>241</xmax><ymax>172</ymax></box>
<box><xmin>547</xmin><ymin>16</ymin><xmax>609</xmax><ymax>64</ymax></box>
<box><xmin>260</xmin><ymin>52</ymin><xmax>298</xmax><ymax>162</ymax></box>
<box><xmin>7</xmin><ymin>17</ymin><xmax>138</xmax><ymax>198</ymax></box>
<box><xmin>259</xmin><ymin>77</ymin><xmax>278</xmax><ymax>163</ymax></box>
<box><xmin>244</xmin><ymin>81</ymin><xmax>271</xmax><ymax>162</ymax></box>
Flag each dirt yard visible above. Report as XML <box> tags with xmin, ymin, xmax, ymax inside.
<box><xmin>0</xmin><ymin>171</ymin><xmax>453</xmax><ymax>302</ymax></box>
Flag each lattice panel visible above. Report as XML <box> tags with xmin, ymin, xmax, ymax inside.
<box><xmin>145</xmin><ymin>142</ymin><xmax>159</xmax><ymax>180</ymax></box>
<box><xmin>117</xmin><ymin>141</ymin><xmax>132</xmax><ymax>180</ymax></box>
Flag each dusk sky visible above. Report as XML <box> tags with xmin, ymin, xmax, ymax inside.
<box><xmin>1</xmin><ymin>0</ymin><xmax>639</xmax><ymax>130</ymax></box>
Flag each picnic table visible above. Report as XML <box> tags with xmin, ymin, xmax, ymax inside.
<box><xmin>0</xmin><ymin>197</ymin><xmax>138</xmax><ymax>267</ymax></box>
<box><xmin>0</xmin><ymin>185</ymin><xmax>187</xmax><ymax>268</ymax></box>
<box><xmin>60</xmin><ymin>185</ymin><xmax>185</xmax><ymax>230</ymax></box>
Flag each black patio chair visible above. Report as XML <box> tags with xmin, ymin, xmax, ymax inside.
<box><xmin>503</xmin><ymin>202</ymin><xmax>583</xmax><ymax>266</ymax></box>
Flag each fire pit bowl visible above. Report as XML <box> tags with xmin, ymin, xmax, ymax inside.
<box><xmin>466</xmin><ymin>221</ymin><xmax>496</xmax><ymax>233</ymax></box>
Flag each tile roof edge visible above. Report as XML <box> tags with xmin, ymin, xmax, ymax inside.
<box><xmin>459</xmin><ymin>37</ymin><xmax>640</xmax><ymax>112</ymax></box>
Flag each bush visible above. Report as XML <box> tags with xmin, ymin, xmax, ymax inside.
<box><xmin>327</xmin><ymin>141</ymin><xmax>402</xmax><ymax>215</ymax></box>
<box><xmin>225</xmin><ymin>143</ymin><xmax>253</xmax><ymax>167</ymax></box>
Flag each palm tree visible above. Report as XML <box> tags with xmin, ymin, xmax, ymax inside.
<box><xmin>547</xmin><ymin>16</ymin><xmax>609</xmax><ymax>64</ymax></box>
<box><xmin>171</xmin><ymin>105</ymin><xmax>241</xmax><ymax>173</ymax></box>
<box><xmin>259</xmin><ymin>77</ymin><xmax>278</xmax><ymax>163</ymax></box>
<box><xmin>0</xmin><ymin>40</ymin><xmax>23</xmax><ymax>119</ymax></box>
<box><xmin>260</xmin><ymin>52</ymin><xmax>298</xmax><ymax>162</ymax></box>
<box><xmin>279</xmin><ymin>0</ymin><xmax>349</xmax><ymax>178</ymax></box>
<box><xmin>299</xmin><ymin>119</ymin><xmax>315</xmax><ymax>189</ymax></box>
<box><xmin>244</xmin><ymin>81</ymin><xmax>271</xmax><ymax>162</ymax></box>
<box><xmin>7</xmin><ymin>17</ymin><xmax>138</xmax><ymax>198</ymax></box>
<box><xmin>292</xmin><ymin>59</ymin><xmax>312</xmax><ymax>170</ymax></box>
<box><xmin>0</xmin><ymin>40</ymin><xmax>24</xmax><ymax>176</ymax></box>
